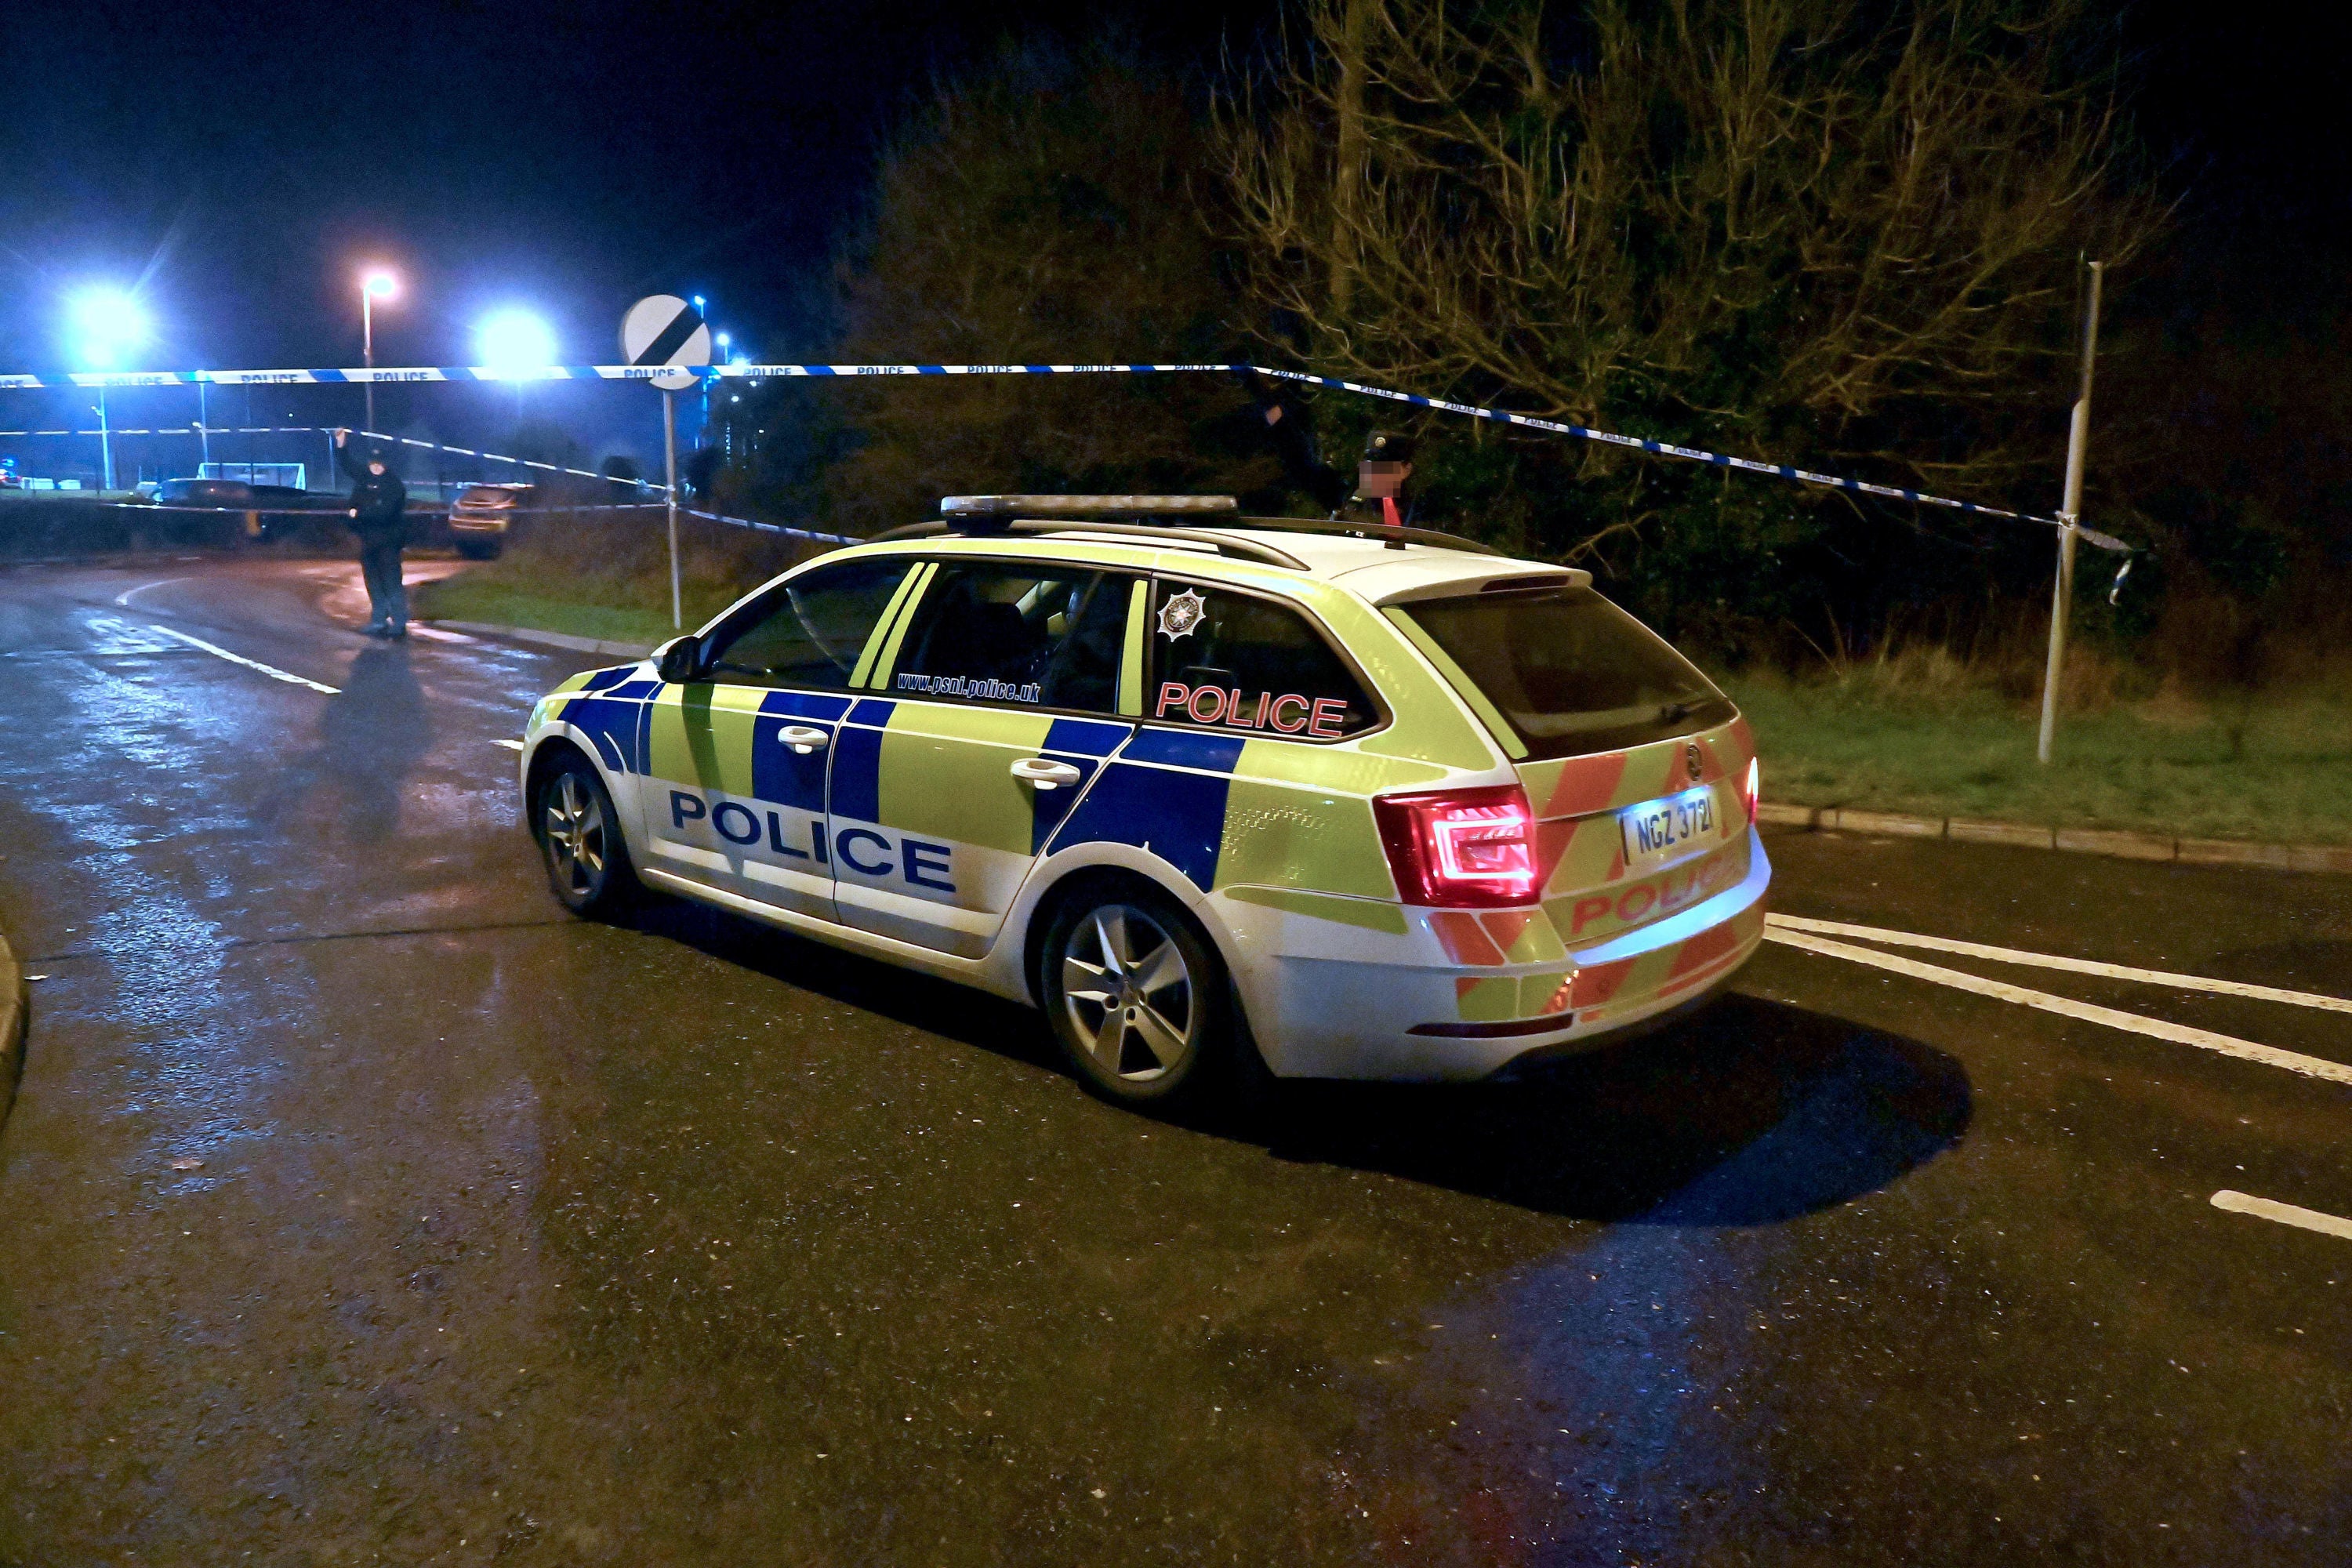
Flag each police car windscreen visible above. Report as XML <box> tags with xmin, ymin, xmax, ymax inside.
<box><xmin>1400</xmin><ymin>586</ymin><xmax>1734</xmax><ymax>760</ymax></box>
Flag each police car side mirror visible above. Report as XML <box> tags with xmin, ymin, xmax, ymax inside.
<box><xmin>653</xmin><ymin>636</ymin><xmax>702</xmax><ymax>685</ymax></box>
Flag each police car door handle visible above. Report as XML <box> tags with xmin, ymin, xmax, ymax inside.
<box><xmin>1010</xmin><ymin>757</ymin><xmax>1082</xmax><ymax>790</ymax></box>
<box><xmin>777</xmin><ymin>724</ymin><xmax>830</xmax><ymax>755</ymax></box>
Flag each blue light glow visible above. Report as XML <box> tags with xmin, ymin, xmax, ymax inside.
<box><xmin>477</xmin><ymin>309</ymin><xmax>557</xmax><ymax>372</ymax></box>
<box><xmin>66</xmin><ymin>286</ymin><xmax>150</xmax><ymax>369</ymax></box>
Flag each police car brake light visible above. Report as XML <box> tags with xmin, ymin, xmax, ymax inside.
<box><xmin>1741</xmin><ymin>757</ymin><xmax>1760</xmax><ymax>824</ymax></box>
<box><xmin>1373</xmin><ymin>786</ymin><xmax>1539</xmax><ymax>908</ymax></box>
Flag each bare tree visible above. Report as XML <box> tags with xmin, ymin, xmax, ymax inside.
<box><xmin>822</xmin><ymin>48</ymin><xmax>1277</xmax><ymax>535</ymax></box>
<box><xmin>1221</xmin><ymin>0</ymin><xmax>2163</xmax><ymax>564</ymax></box>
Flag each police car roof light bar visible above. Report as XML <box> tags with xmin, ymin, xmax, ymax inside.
<box><xmin>876</xmin><ymin>517</ymin><xmax>1308</xmax><ymax>571</ymax></box>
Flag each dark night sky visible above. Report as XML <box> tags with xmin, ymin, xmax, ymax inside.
<box><xmin>0</xmin><ymin>0</ymin><xmax>1272</xmax><ymax>376</ymax></box>
<box><xmin>0</xmin><ymin>2</ymin><xmax>2345</xmax><ymax>433</ymax></box>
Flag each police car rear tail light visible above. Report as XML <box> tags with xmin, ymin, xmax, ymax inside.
<box><xmin>1373</xmin><ymin>786</ymin><xmax>1540</xmax><ymax>908</ymax></box>
<box><xmin>1741</xmin><ymin>757</ymin><xmax>1761</xmax><ymax>825</ymax></box>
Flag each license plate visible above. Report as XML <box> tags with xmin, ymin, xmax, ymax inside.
<box><xmin>1618</xmin><ymin>786</ymin><xmax>1717</xmax><ymax>874</ymax></box>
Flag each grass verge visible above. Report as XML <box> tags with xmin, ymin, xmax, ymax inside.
<box><xmin>409</xmin><ymin>509</ymin><xmax>822</xmax><ymax>652</ymax></box>
<box><xmin>410</xmin><ymin>576</ymin><xmax>684</xmax><ymax>650</ymax></box>
<box><xmin>1724</xmin><ymin>673</ymin><xmax>2352</xmax><ymax>847</ymax></box>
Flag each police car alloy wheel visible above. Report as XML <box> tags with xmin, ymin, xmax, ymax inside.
<box><xmin>1042</xmin><ymin>887</ymin><xmax>1224</xmax><ymax>1103</ymax></box>
<box><xmin>537</xmin><ymin>757</ymin><xmax>635</xmax><ymax>916</ymax></box>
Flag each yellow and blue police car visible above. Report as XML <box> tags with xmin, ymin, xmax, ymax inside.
<box><xmin>519</xmin><ymin>495</ymin><xmax>1769</xmax><ymax>1106</ymax></box>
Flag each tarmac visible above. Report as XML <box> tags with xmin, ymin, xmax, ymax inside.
<box><xmin>0</xmin><ymin>553</ymin><xmax>2346</xmax><ymax>1566</ymax></box>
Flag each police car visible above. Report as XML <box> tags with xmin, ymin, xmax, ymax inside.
<box><xmin>519</xmin><ymin>495</ymin><xmax>1769</xmax><ymax>1105</ymax></box>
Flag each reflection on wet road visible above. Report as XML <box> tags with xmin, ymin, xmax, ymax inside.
<box><xmin>0</xmin><ymin>556</ymin><xmax>2347</xmax><ymax>1565</ymax></box>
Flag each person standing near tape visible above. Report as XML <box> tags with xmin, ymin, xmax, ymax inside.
<box><xmin>334</xmin><ymin>428</ymin><xmax>409</xmax><ymax>637</ymax></box>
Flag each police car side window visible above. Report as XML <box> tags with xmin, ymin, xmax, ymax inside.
<box><xmin>1149</xmin><ymin>581</ymin><xmax>1378</xmax><ymax>739</ymax></box>
<box><xmin>890</xmin><ymin>562</ymin><xmax>1131</xmax><ymax>713</ymax></box>
<box><xmin>699</xmin><ymin>559</ymin><xmax>913</xmax><ymax>689</ymax></box>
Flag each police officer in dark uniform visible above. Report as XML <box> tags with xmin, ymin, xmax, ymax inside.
<box><xmin>335</xmin><ymin>428</ymin><xmax>409</xmax><ymax>637</ymax></box>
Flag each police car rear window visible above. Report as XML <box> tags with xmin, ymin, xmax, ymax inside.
<box><xmin>1150</xmin><ymin>582</ymin><xmax>1377</xmax><ymax>739</ymax></box>
<box><xmin>1398</xmin><ymin>586</ymin><xmax>1735</xmax><ymax>759</ymax></box>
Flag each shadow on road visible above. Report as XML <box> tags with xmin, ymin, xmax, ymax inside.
<box><xmin>1257</xmin><ymin>994</ymin><xmax>1972</xmax><ymax>1224</ymax></box>
<box><xmin>626</xmin><ymin>897</ymin><xmax>1970</xmax><ymax>1225</ymax></box>
<box><xmin>256</xmin><ymin>642</ymin><xmax>432</xmax><ymax>843</ymax></box>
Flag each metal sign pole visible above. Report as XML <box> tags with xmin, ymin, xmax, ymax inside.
<box><xmin>663</xmin><ymin>389</ymin><xmax>682</xmax><ymax>631</ymax></box>
<box><xmin>2037</xmin><ymin>260</ymin><xmax>2104</xmax><ymax>766</ymax></box>
<box><xmin>362</xmin><ymin>291</ymin><xmax>376</xmax><ymax>434</ymax></box>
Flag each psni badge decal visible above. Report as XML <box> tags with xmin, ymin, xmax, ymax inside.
<box><xmin>1158</xmin><ymin>587</ymin><xmax>1207</xmax><ymax>641</ymax></box>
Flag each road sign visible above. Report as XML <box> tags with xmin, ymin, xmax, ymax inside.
<box><xmin>619</xmin><ymin>296</ymin><xmax>711</xmax><ymax>393</ymax></box>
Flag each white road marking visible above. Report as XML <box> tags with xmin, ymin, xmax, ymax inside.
<box><xmin>405</xmin><ymin>623</ymin><xmax>474</xmax><ymax>644</ymax></box>
<box><xmin>2211</xmin><ymin>1189</ymin><xmax>2352</xmax><ymax>1243</ymax></box>
<box><xmin>147</xmin><ymin>626</ymin><xmax>341</xmax><ymax>696</ymax></box>
<box><xmin>1768</xmin><ymin>913</ymin><xmax>2352</xmax><ymax>1016</ymax></box>
<box><xmin>113</xmin><ymin>576</ymin><xmax>189</xmax><ymax>609</ymax></box>
<box><xmin>492</xmin><ymin>739</ymin><xmax>524</xmax><ymax>751</ymax></box>
<box><xmin>1763</xmin><ymin>927</ymin><xmax>2352</xmax><ymax>1087</ymax></box>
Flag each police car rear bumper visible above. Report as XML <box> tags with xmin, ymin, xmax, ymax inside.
<box><xmin>1236</xmin><ymin>829</ymin><xmax>1770</xmax><ymax>1082</ymax></box>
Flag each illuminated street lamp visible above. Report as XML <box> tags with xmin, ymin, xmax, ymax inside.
<box><xmin>68</xmin><ymin>285</ymin><xmax>148</xmax><ymax>366</ymax></box>
<box><xmin>66</xmin><ymin>285</ymin><xmax>150</xmax><ymax>491</ymax></box>
<box><xmin>478</xmin><ymin>309</ymin><xmax>557</xmax><ymax>424</ymax></box>
<box><xmin>477</xmin><ymin>309</ymin><xmax>557</xmax><ymax>373</ymax></box>
<box><xmin>359</xmin><ymin>268</ymin><xmax>398</xmax><ymax>431</ymax></box>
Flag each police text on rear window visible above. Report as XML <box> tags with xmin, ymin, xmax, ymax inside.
<box><xmin>698</xmin><ymin>559</ymin><xmax>916</xmax><ymax>690</ymax></box>
<box><xmin>891</xmin><ymin>563</ymin><xmax>1134</xmax><ymax>713</ymax></box>
<box><xmin>1149</xmin><ymin>582</ymin><xmax>1378</xmax><ymax>739</ymax></box>
<box><xmin>1397</xmin><ymin>586</ymin><xmax>1733</xmax><ymax>760</ymax></box>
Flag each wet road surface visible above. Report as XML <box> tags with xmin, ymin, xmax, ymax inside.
<box><xmin>0</xmin><ymin>554</ymin><xmax>2347</xmax><ymax>1566</ymax></box>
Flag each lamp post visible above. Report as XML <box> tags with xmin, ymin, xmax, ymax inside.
<box><xmin>2035</xmin><ymin>260</ymin><xmax>2105</xmax><ymax>765</ymax></box>
<box><xmin>360</xmin><ymin>270</ymin><xmax>398</xmax><ymax>433</ymax></box>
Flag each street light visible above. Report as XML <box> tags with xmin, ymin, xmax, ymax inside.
<box><xmin>66</xmin><ymin>285</ymin><xmax>150</xmax><ymax>491</ymax></box>
<box><xmin>67</xmin><ymin>285</ymin><xmax>148</xmax><ymax>368</ymax></box>
<box><xmin>478</xmin><ymin>309</ymin><xmax>557</xmax><ymax>427</ymax></box>
<box><xmin>359</xmin><ymin>268</ymin><xmax>398</xmax><ymax>432</ymax></box>
<box><xmin>477</xmin><ymin>309</ymin><xmax>557</xmax><ymax>372</ymax></box>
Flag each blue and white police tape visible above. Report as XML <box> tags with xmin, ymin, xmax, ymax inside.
<box><xmin>348</xmin><ymin>429</ymin><xmax>855</xmax><ymax>543</ymax></box>
<box><xmin>0</xmin><ymin>423</ymin><xmax>648</xmax><ymax>495</ymax></box>
<box><xmin>0</xmin><ymin>418</ymin><xmax>854</xmax><ymax>545</ymax></box>
<box><xmin>0</xmin><ymin>361</ymin><xmax>2127</xmax><ymax>554</ymax></box>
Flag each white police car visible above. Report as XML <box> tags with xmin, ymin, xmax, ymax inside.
<box><xmin>521</xmin><ymin>496</ymin><xmax>1768</xmax><ymax>1105</ymax></box>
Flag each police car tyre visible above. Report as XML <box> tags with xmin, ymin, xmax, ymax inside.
<box><xmin>535</xmin><ymin>753</ymin><xmax>637</xmax><ymax>916</ymax></box>
<box><xmin>1040</xmin><ymin>883</ymin><xmax>1227</xmax><ymax>1105</ymax></box>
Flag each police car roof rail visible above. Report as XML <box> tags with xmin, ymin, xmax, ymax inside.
<box><xmin>872</xmin><ymin>517</ymin><xmax>1310</xmax><ymax>571</ymax></box>
<box><xmin>905</xmin><ymin>492</ymin><xmax>1501</xmax><ymax>559</ymax></box>
<box><xmin>1232</xmin><ymin>514</ymin><xmax>1504</xmax><ymax>557</ymax></box>
<box><xmin>943</xmin><ymin>494</ymin><xmax>1240</xmax><ymax>519</ymax></box>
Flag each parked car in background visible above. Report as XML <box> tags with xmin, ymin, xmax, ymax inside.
<box><xmin>152</xmin><ymin>477</ymin><xmax>355</xmax><ymax>541</ymax></box>
<box><xmin>448</xmin><ymin>484</ymin><xmax>529</xmax><ymax>559</ymax></box>
<box><xmin>247</xmin><ymin>485</ymin><xmax>356</xmax><ymax>542</ymax></box>
<box><xmin>154</xmin><ymin>477</ymin><xmax>254</xmax><ymax>509</ymax></box>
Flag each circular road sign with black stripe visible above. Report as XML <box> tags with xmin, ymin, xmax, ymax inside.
<box><xmin>620</xmin><ymin>296</ymin><xmax>713</xmax><ymax>393</ymax></box>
